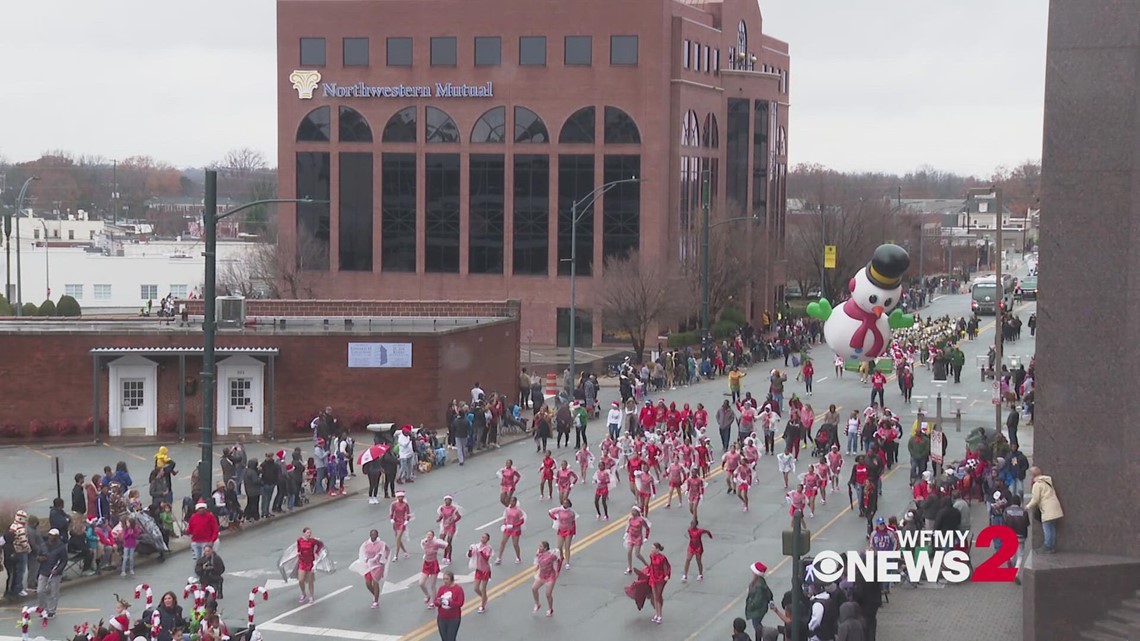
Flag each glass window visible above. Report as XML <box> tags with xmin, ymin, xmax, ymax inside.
<box><xmin>513</xmin><ymin>154</ymin><xmax>549</xmax><ymax>275</ymax></box>
<box><xmin>471</xmin><ymin>106</ymin><xmax>507</xmax><ymax>143</ymax></box>
<box><xmin>693</xmin><ymin>42</ymin><xmax>700</xmax><ymax>70</ymax></box>
<box><xmin>425</xmin><ymin>154</ymin><xmax>461</xmax><ymax>273</ymax></box>
<box><xmin>431</xmin><ymin>37</ymin><xmax>457</xmax><ymax>66</ymax></box>
<box><xmin>604</xmin><ymin>106</ymin><xmax>641</xmax><ymax>144</ymax></box>
<box><xmin>564</xmin><ymin>36</ymin><xmax>592</xmax><ymax>65</ymax></box>
<box><xmin>603</xmin><ymin>155</ymin><xmax>640</xmax><ymax>260</ymax></box>
<box><xmin>425</xmin><ymin>106</ymin><xmax>460</xmax><ymax>143</ymax></box>
<box><xmin>556</xmin><ymin>307</ymin><xmax>592</xmax><ymax>348</ymax></box>
<box><xmin>339</xmin><ymin>152</ymin><xmax>374</xmax><ymax>271</ymax></box>
<box><xmin>339</xmin><ymin>106</ymin><xmax>373</xmax><ymax>142</ymax></box>
<box><xmin>64</xmin><ymin>284</ymin><xmax>83</xmax><ymax>299</ymax></box>
<box><xmin>141</xmin><ymin>284</ymin><xmax>158</xmax><ymax>300</ymax></box>
<box><xmin>559</xmin><ymin>106</ymin><xmax>595</xmax><ymax>144</ymax></box>
<box><xmin>514</xmin><ymin>106</ymin><xmax>550</xmax><ymax>143</ymax></box>
<box><xmin>382</xmin><ymin>106</ymin><xmax>416</xmax><ymax>142</ymax></box>
<box><xmin>557</xmin><ymin>154</ymin><xmax>594</xmax><ymax>277</ymax></box>
<box><xmin>68</xmin><ymin>229</ymin><xmax>74</xmax><ymax>240</ymax></box>
<box><xmin>703</xmin><ymin>45</ymin><xmax>709</xmax><ymax>73</ymax></box>
<box><xmin>300</xmin><ymin>37</ymin><xmax>326</xmax><ymax>66</ymax></box>
<box><xmin>169</xmin><ymin>284</ymin><xmax>188</xmax><ymax>298</ymax></box>
<box><xmin>297</xmin><ymin>106</ymin><xmax>331</xmax><ymax>142</ymax></box>
<box><xmin>94</xmin><ymin>284</ymin><xmax>112</xmax><ymax>300</ymax></box>
<box><xmin>726</xmin><ymin>98</ymin><xmax>750</xmax><ymax>208</ymax></box>
<box><xmin>296</xmin><ymin>152</ymin><xmax>331</xmax><ymax>271</ymax></box>
<box><xmin>714</xmin><ymin>49</ymin><xmax>720</xmax><ymax>74</ymax></box>
<box><xmin>381</xmin><ymin>153</ymin><xmax>416</xmax><ymax>272</ymax></box>
<box><xmin>519</xmin><ymin>36</ymin><xmax>547</xmax><ymax>65</ymax></box>
<box><xmin>387</xmin><ymin>37</ymin><xmax>413</xmax><ymax>66</ymax></box>
<box><xmin>343</xmin><ymin>37</ymin><xmax>369</xmax><ymax>66</ymax></box>
<box><xmin>469</xmin><ymin>154</ymin><xmax>505</xmax><ymax>274</ymax></box>
<box><xmin>752</xmin><ymin>100</ymin><xmax>770</xmax><ymax>221</ymax></box>
<box><xmin>681</xmin><ymin>110</ymin><xmax>699</xmax><ymax>147</ymax></box>
<box><xmin>702</xmin><ymin>113</ymin><xmax>719</xmax><ymax>148</ymax></box>
<box><xmin>683</xmin><ymin>39</ymin><xmax>690</xmax><ymax>70</ymax></box>
<box><xmin>475</xmin><ymin>37</ymin><xmax>501</xmax><ymax>66</ymax></box>
<box><xmin>611</xmin><ymin>35</ymin><xmax>638</xmax><ymax>65</ymax></box>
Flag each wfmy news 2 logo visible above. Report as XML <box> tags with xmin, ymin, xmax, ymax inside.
<box><xmin>811</xmin><ymin>525</ymin><xmax>1020</xmax><ymax>584</ymax></box>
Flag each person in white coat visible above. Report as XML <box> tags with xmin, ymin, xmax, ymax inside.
<box><xmin>606</xmin><ymin>401</ymin><xmax>624</xmax><ymax>441</ymax></box>
<box><xmin>397</xmin><ymin>425</ymin><xmax>417</xmax><ymax>483</ymax></box>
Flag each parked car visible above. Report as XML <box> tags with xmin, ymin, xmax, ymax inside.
<box><xmin>785</xmin><ymin>285</ymin><xmax>803</xmax><ymax>299</ymax></box>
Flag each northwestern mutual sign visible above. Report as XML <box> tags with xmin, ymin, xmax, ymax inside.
<box><xmin>290</xmin><ymin>71</ymin><xmax>493</xmax><ymax>100</ymax></box>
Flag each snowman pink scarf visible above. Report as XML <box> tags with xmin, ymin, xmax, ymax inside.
<box><xmin>842</xmin><ymin>298</ymin><xmax>886</xmax><ymax>357</ymax></box>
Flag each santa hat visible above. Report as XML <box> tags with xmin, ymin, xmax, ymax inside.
<box><xmin>751</xmin><ymin>562</ymin><xmax>768</xmax><ymax>576</ymax></box>
<box><xmin>395</xmin><ymin>490</ymin><xmax>407</xmax><ymax>498</ymax></box>
<box><xmin>110</xmin><ymin>614</ymin><xmax>130</xmax><ymax>631</ymax></box>
<box><xmin>276</xmin><ymin>450</ymin><xmax>286</xmax><ymax>460</ymax></box>
<box><xmin>443</xmin><ymin>495</ymin><xmax>454</xmax><ymax>501</ymax></box>
<box><xmin>612</xmin><ymin>401</ymin><xmax>620</xmax><ymax>408</ymax></box>
<box><xmin>402</xmin><ymin>424</ymin><xmax>413</xmax><ymax>433</ymax></box>
<box><xmin>286</xmin><ymin>464</ymin><xmax>296</xmax><ymax>472</ymax></box>
<box><xmin>195</xmin><ymin>501</ymin><xmax>208</xmax><ymax>510</ymax></box>
<box><xmin>922</xmin><ymin>471</ymin><xmax>932</xmax><ymax>481</ymax></box>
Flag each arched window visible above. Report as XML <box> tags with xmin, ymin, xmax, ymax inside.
<box><xmin>471</xmin><ymin>106</ymin><xmax>507</xmax><ymax>143</ymax></box>
<box><xmin>681</xmin><ymin>110</ymin><xmax>700</xmax><ymax>147</ymax></box>
<box><xmin>382</xmin><ymin>107</ymin><xmax>417</xmax><ymax>143</ymax></box>
<box><xmin>514</xmin><ymin>106</ymin><xmax>549</xmax><ymax>143</ymax></box>
<box><xmin>559</xmin><ymin>106</ymin><xmax>595</xmax><ymax>144</ymax></box>
<box><xmin>604</xmin><ymin>106</ymin><xmax>641</xmax><ymax>144</ymax></box>
<box><xmin>778</xmin><ymin>126</ymin><xmax>786</xmax><ymax>156</ymax></box>
<box><xmin>702</xmin><ymin>113</ymin><xmax>719</xmax><ymax>148</ymax></box>
<box><xmin>737</xmin><ymin>20</ymin><xmax>748</xmax><ymax>53</ymax></box>
<box><xmin>425</xmin><ymin>106</ymin><xmax>460</xmax><ymax>143</ymax></box>
<box><xmin>338</xmin><ymin>106</ymin><xmax>373</xmax><ymax>143</ymax></box>
<box><xmin>297</xmin><ymin>106</ymin><xmax>331</xmax><ymax>142</ymax></box>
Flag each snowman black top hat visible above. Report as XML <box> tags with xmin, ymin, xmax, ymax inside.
<box><xmin>865</xmin><ymin>244</ymin><xmax>910</xmax><ymax>289</ymax></box>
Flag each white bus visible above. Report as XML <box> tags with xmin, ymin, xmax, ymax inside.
<box><xmin>970</xmin><ymin>276</ymin><xmax>1013</xmax><ymax>315</ymax></box>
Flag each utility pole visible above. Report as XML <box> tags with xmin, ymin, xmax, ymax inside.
<box><xmin>700</xmin><ymin>170</ymin><xmax>711</xmax><ymax>342</ymax></box>
<box><xmin>993</xmin><ymin>186</ymin><xmax>1005</xmax><ymax>436</ymax></box>
<box><xmin>112</xmin><ymin>160</ymin><xmax>118</xmax><ymax>226</ymax></box>
<box><xmin>818</xmin><ymin>202</ymin><xmax>826</xmax><ymax>299</ymax></box>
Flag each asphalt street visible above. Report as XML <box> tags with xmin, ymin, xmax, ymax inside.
<box><xmin>0</xmin><ymin>279</ymin><xmax>1036</xmax><ymax>641</ymax></box>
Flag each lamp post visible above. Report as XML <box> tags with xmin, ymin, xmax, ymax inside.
<box><xmin>197</xmin><ymin>169</ymin><xmax>323</xmax><ymax>497</ymax></box>
<box><xmin>567</xmin><ymin>177</ymin><xmax>640</xmax><ymax>401</ymax></box>
<box><xmin>37</xmin><ymin>219</ymin><xmax>50</xmax><ymax>300</ymax></box>
<box><xmin>13</xmin><ymin>176</ymin><xmax>39</xmax><ymax>316</ymax></box>
<box><xmin>991</xmin><ymin>186</ymin><xmax>1005</xmax><ymax>437</ymax></box>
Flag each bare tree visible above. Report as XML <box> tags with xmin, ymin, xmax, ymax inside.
<box><xmin>216</xmin><ymin>225</ymin><xmax>322</xmax><ymax>299</ymax></box>
<box><xmin>678</xmin><ymin>202</ymin><xmax>755</xmax><ymax>323</ymax></box>
<box><xmin>214</xmin><ymin>148</ymin><xmax>268</xmax><ymax>178</ymax></box>
<box><xmin>594</xmin><ymin>250</ymin><xmax>684</xmax><ymax>362</ymax></box>
<box><xmin>788</xmin><ymin>188</ymin><xmax>892</xmax><ymax>301</ymax></box>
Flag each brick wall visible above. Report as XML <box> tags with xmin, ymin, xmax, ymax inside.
<box><xmin>0</xmin><ymin>318</ymin><xmax>519</xmax><ymax>441</ymax></box>
<box><xmin>178</xmin><ymin>299</ymin><xmax>521</xmax><ymax>319</ymax></box>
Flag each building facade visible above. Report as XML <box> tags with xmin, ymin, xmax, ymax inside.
<box><xmin>277</xmin><ymin>0</ymin><xmax>789</xmax><ymax>346</ymax></box>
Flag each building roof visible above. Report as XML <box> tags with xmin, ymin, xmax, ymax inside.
<box><xmin>0</xmin><ymin>316</ymin><xmax>512</xmax><ymax>336</ymax></box>
<box><xmin>89</xmin><ymin>347</ymin><xmax>279</xmax><ymax>355</ymax></box>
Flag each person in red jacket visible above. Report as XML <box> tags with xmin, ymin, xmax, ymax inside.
<box><xmin>434</xmin><ymin>570</ymin><xmax>465</xmax><ymax>641</ymax></box>
<box><xmin>645</xmin><ymin>542</ymin><xmax>671</xmax><ymax>624</ymax></box>
<box><xmin>801</xmin><ymin>359</ymin><xmax>815</xmax><ymax>396</ymax></box>
<box><xmin>97</xmin><ymin>614</ymin><xmax>131</xmax><ymax>641</ymax></box>
<box><xmin>186</xmin><ymin>500</ymin><xmax>220</xmax><ymax>562</ymax></box>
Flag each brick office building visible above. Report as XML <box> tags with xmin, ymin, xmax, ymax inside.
<box><xmin>277</xmin><ymin>0</ymin><xmax>790</xmax><ymax>346</ymax></box>
<box><xmin>0</xmin><ymin>301</ymin><xmax>519</xmax><ymax>441</ymax></box>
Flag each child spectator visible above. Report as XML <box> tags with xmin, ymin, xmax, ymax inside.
<box><xmin>119</xmin><ymin>516</ymin><xmax>141</xmax><ymax>576</ymax></box>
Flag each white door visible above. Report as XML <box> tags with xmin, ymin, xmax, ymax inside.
<box><xmin>227</xmin><ymin>377</ymin><xmax>255</xmax><ymax>434</ymax></box>
<box><xmin>120</xmin><ymin>379</ymin><xmax>149</xmax><ymax>432</ymax></box>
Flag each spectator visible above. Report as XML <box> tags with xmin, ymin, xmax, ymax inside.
<box><xmin>1024</xmin><ymin>466</ymin><xmax>1064</xmax><ymax>554</ymax></box>
<box><xmin>71</xmin><ymin>473</ymin><xmax>87</xmax><ymax>515</ymax></box>
<box><xmin>194</xmin><ymin>545</ymin><xmax>226</xmax><ymax>599</ymax></box>
<box><xmin>398</xmin><ymin>425</ymin><xmax>418</xmax><ymax>481</ymax></box>
<box><xmin>186</xmin><ymin>500</ymin><xmax>220</xmax><ymax>561</ymax></box>
<box><xmin>36</xmin><ymin>528</ymin><xmax>67</xmax><ymax>618</ymax></box>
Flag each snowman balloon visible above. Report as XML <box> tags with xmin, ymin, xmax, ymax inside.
<box><xmin>806</xmin><ymin>244</ymin><xmax>916</xmax><ymax>359</ymax></box>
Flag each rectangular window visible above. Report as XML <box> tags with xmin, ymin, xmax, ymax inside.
<box><xmin>469</xmin><ymin>154</ymin><xmax>505</xmax><ymax>274</ymax></box>
<box><xmin>64</xmin><ymin>284</ymin><xmax>83</xmax><ymax>299</ymax></box>
<box><xmin>519</xmin><ymin>36</ymin><xmax>547</xmax><ymax>65</ymax></box>
<box><xmin>170</xmin><ymin>284</ymin><xmax>188</xmax><ymax>298</ymax></box>
<box><xmin>683</xmin><ymin>39</ymin><xmax>690</xmax><ymax>69</ymax></box>
<box><xmin>714</xmin><ymin>49</ymin><xmax>720</xmax><ymax>74</ymax></box>
<box><xmin>726</xmin><ymin>98</ymin><xmax>750</xmax><ymax>209</ymax></box>
<box><xmin>603</xmin><ymin>155</ymin><xmax>641</xmax><ymax>261</ymax></box>
<box><xmin>431</xmin><ymin>37</ymin><xmax>457</xmax><ymax>66</ymax></box>
<box><xmin>475</xmin><ymin>36</ymin><xmax>501</xmax><ymax>66</ymax></box>
<box><xmin>513</xmin><ymin>155</ymin><xmax>550</xmax><ymax>275</ymax></box>
<box><xmin>68</xmin><ymin>229</ymin><xmax>75</xmax><ymax>240</ymax></box>
<box><xmin>381</xmin><ymin>153</ymin><xmax>417</xmax><ymax>272</ymax></box>
<box><xmin>296</xmin><ymin>152</ymin><xmax>331</xmax><ymax>271</ymax></box>
<box><xmin>425</xmin><ymin>154</ymin><xmax>460</xmax><ymax>273</ymax></box>
<box><xmin>693</xmin><ymin>42</ymin><xmax>700</xmax><ymax>70</ymax></box>
<box><xmin>703</xmin><ymin>45</ymin><xmax>709</xmax><ymax>73</ymax></box>
<box><xmin>752</xmin><ymin>100</ymin><xmax>770</xmax><ymax>221</ymax></box>
<box><xmin>564</xmin><ymin>36</ymin><xmax>592</xmax><ymax>65</ymax></box>
<box><xmin>556</xmin><ymin>307</ymin><xmax>593</xmax><ymax>348</ymax></box>
<box><xmin>300</xmin><ymin>37</ymin><xmax>326</xmax><ymax>66</ymax></box>
<box><xmin>33</xmin><ymin>229</ymin><xmax>40</xmax><ymax>240</ymax></box>
<box><xmin>339</xmin><ymin>152</ymin><xmax>374</xmax><ymax>271</ymax></box>
<box><xmin>94</xmin><ymin>284</ymin><xmax>112</xmax><ymax>300</ymax></box>
<box><xmin>140</xmin><ymin>284</ymin><xmax>158</xmax><ymax>300</ymax></box>
<box><xmin>343</xmin><ymin>37</ymin><xmax>369</xmax><ymax>66</ymax></box>
<box><xmin>557</xmin><ymin>154</ymin><xmax>594</xmax><ymax>276</ymax></box>
<box><xmin>387</xmin><ymin>37</ymin><xmax>413</xmax><ymax>66</ymax></box>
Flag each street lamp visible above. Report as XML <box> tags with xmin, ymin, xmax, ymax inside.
<box><xmin>566</xmin><ymin>177</ymin><xmax>640</xmax><ymax>401</ymax></box>
<box><xmin>36</xmin><ymin>219</ymin><xmax>50</xmax><ymax>300</ymax></box>
<box><xmin>197</xmin><ymin>169</ymin><xmax>325</xmax><ymax>497</ymax></box>
<box><xmin>12</xmin><ymin>176</ymin><xmax>39</xmax><ymax>315</ymax></box>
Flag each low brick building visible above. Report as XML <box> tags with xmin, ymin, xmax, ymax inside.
<box><xmin>0</xmin><ymin>300</ymin><xmax>520</xmax><ymax>441</ymax></box>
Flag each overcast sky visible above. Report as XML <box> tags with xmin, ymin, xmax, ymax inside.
<box><xmin>1</xmin><ymin>1</ymin><xmax>1047</xmax><ymax>176</ymax></box>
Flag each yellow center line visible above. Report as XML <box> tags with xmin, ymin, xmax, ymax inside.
<box><xmin>399</xmin><ymin>409</ymin><xmax>839</xmax><ymax>641</ymax></box>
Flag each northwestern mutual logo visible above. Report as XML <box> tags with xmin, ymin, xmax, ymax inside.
<box><xmin>290</xmin><ymin>69</ymin><xmax>322</xmax><ymax>100</ymax></box>
<box><xmin>288</xmin><ymin>71</ymin><xmax>494</xmax><ymax>100</ymax></box>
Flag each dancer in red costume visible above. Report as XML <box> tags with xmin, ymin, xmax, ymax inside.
<box><xmin>721</xmin><ymin>442</ymin><xmax>742</xmax><ymax>494</ymax></box>
<box><xmin>593</xmin><ymin>460</ymin><xmax>616</xmax><ymax>520</ymax></box>
<box><xmin>295</xmin><ymin>527</ymin><xmax>325</xmax><ymax>604</ymax></box>
<box><xmin>555</xmin><ymin>460</ymin><xmax>579</xmax><ymax>504</ymax></box>
<box><xmin>538</xmin><ymin>451</ymin><xmax>556</xmax><ymax>501</ymax></box>
<box><xmin>623</xmin><ymin>505</ymin><xmax>651</xmax><ymax>575</ymax></box>
<box><xmin>497</xmin><ymin>460</ymin><xmax>521</xmax><ymax>507</ymax></box>
<box><xmin>466</xmin><ymin>532</ymin><xmax>493</xmax><ymax>613</ymax></box>
<box><xmin>389</xmin><ymin>490</ymin><xmax>413</xmax><ymax>561</ymax></box>
<box><xmin>548</xmin><ymin>498</ymin><xmax>577</xmax><ymax>569</ymax></box>
<box><xmin>531</xmin><ymin>541</ymin><xmax>562</xmax><ymax>617</ymax></box>
<box><xmin>645</xmin><ymin>542</ymin><xmax>671</xmax><ymax>624</ymax></box>
<box><xmin>575</xmin><ymin>444</ymin><xmax>594</xmax><ymax>481</ymax></box>
<box><xmin>436</xmin><ymin>496</ymin><xmax>462</xmax><ymax>565</ymax></box>
<box><xmin>734</xmin><ymin>462</ymin><xmax>753</xmax><ymax>512</ymax></box>
<box><xmin>682</xmin><ymin>518</ymin><xmax>712</xmax><ymax>582</ymax></box>
<box><xmin>664</xmin><ymin>457</ymin><xmax>684</xmax><ymax>508</ymax></box>
<box><xmin>634</xmin><ymin>470</ymin><xmax>656</xmax><ymax>515</ymax></box>
<box><xmin>496</xmin><ymin>496</ymin><xmax>526</xmax><ymax>565</ymax></box>
<box><xmin>685</xmin><ymin>468</ymin><xmax>706</xmax><ymax>517</ymax></box>
<box><xmin>418</xmin><ymin>530</ymin><xmax>448</xmax><ymax>607</ymax></box>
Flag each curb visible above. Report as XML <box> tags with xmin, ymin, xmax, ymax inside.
<box><xmin>0</xmin><ymin>436</ymin><xmax>317</xmax><ymax>451</ymax></box>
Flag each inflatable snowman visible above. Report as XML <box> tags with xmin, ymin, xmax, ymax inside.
<box><xmin>806</xmin><ymin>243</ymin><xmax>915</xmax><ymax>359</ymax></box>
